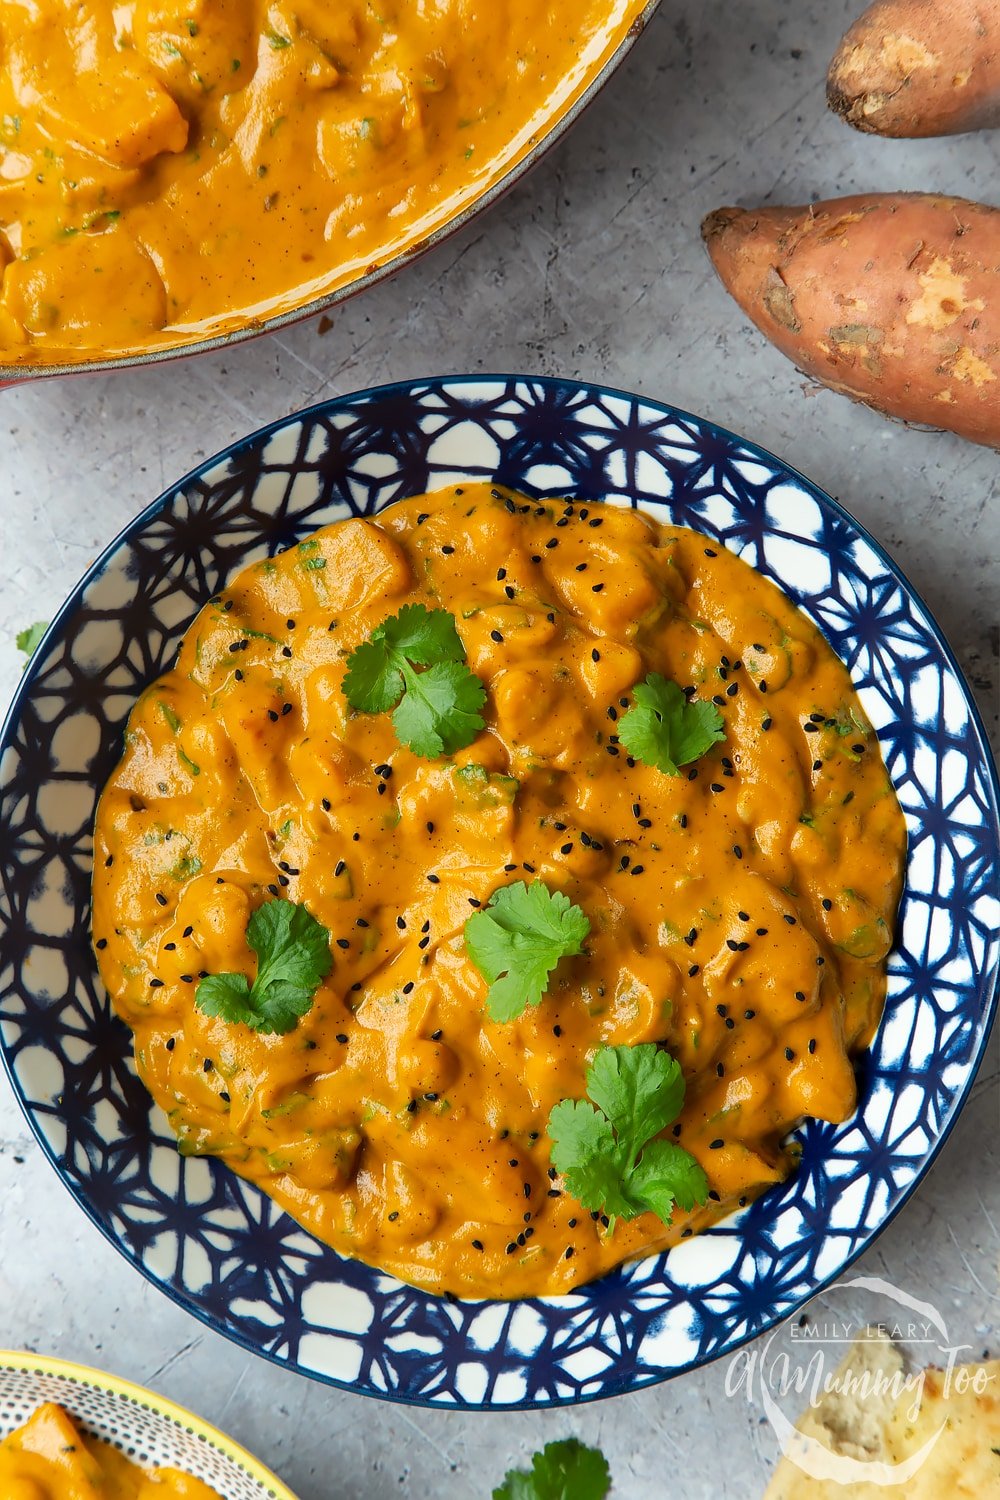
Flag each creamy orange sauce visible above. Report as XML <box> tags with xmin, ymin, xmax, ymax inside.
<box><xmin>0</xmin><ymin>1403</ymin><xmax>222</xmax><ymax>1499</ymax></box>
<box><xmin>0</xmin><ymin>0</ymin><xmax>646</xmax><ymax>365</ymax></box>
<box><xmin>93</xmin><ymin>486</ymin><xmax>906</xmax><ymax>1298</ymax></box>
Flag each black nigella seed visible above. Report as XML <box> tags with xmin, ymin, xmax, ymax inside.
<box><xmin>733</xmin><ymin>846</ymin><xmax>743</xmax><ymax>860</ymax></box>
<box><xmin>705</xmin><ymin>548</ymin><xmax>717</xmax><ymax>558</ymax></box>
<box><xmin>716</xmin><ymin>1004</ymin><xmax>728</xmax><ymax>1017</ymax></box>
<box><xmin>784</xmin><ymin>914</ymin><xmax>796</xmax><ymax>925</ymax></box>
<box><xmin>468</xmin><ymin>897</ymin><xmax>481</xmax><ymax>908</ymax></box>
<box><xmin>506</xmin><ymin>1242</ymin><xmax>517</xmax><ymax>1255</ymax></box>
<box><xmin>726</xmin><ymin>682</ymin><xmax>738</xmax><ymax>697</ymax></box>
<box><xmin>234</xmin><ymin>668</ymin><xmax>244</xmax><ymax>681</ymax></box>
<box><xmin>96</xmin><ymin>937</ymin><xmax>108</xmax><ymax>950</ymax></box>
<box><xmin>426</xmin><ymin>821</ymin><xmax>434</xmax><ymax>834</ymax></box>
<box><xmin>809</xmin><ymin>1038</ymin><xmax>817</xmax><ymax>1054</ymax></box>
<box><xmin>785</xmin><ymin>1047</ymin><xmax>795</xmax><ymax>1062</ymax></box>
<box><xmin>164</xmin><ymin>942</ymin><xmax>176</xmax><ymax>951</ymax></box>
<box><xmin>523</xmin><ymin>862</ymin><xmax>536</xmax><ymax>873</ymax></box>
<box><xmin>687</xmin><ymin>768</ymin><xmax>698</xmax><ymax>782</ymax></box>
<box><xmin>267</xmin><ymin>884</ymin><xmax>279</xmax><ymax>897</ymax></box>
<box><xmin>762</xmin><ymin>717</ymin><xmax>773</xmax><ymax>731</ymax></box>
<box><xmin>738</xmin><ymin>910</ymin><xmax>749</xmax><ymax>921</ymax></box>
<box><xmin>630</xmin><ymin>865</ymin><xmax>645</xmax><ymax>876</ymax></box>
<box><xmin>606</xmin><ymin>745</ymin><xmax>620</xmax><ymax>756</ymax></box>
<box><xmin>620</xmin><ymin>854</ymin><xmax>631</xmax><ymax>870</ymax></box>
<box><xmin>406</xmin><ymin>1099</ymin><xmax>417</xmax><ymax>1113</ymax></box>
<box><xmin>725</xmin><ymin>1017</ymin><xmax>735</xmax><ymax>1029</ymax></box>
<box><xmin>442</xmin><ymin>545</ymin><xmax>455</xmax><ymax>555</ymax></box>
<box><xmin>281</xmin><ymin>646</ymin><xmax>292</xmax><ymax>659</ymax></box>
<box><xmin>418</xmin><ymin>936</ymin><xmax>430</xmax><ymax>950</ymax></box>
<box><xmin>803</xmin><ymin>722</ymin><xmax>819</xmax><ymax>734</ymax></box>
<box><xmin>180</xmin><ymin>974</ymin><xmax>193</xmax><ymax>984</ymax></box>
<box><xmin>336</xmin><ymin>1033</ymin><xmax>348</xmax><ymax>1044</ymax></box>
<box><xmin>853</xmin><ymin>743</ymin><xmax>866</xmax><ymax>754</ymax></box>
<box><xmin>678</xmin><ymin>813</ymin><xmax>688</xmax><ymax>829</ymax></box>
<box><xmin>712</xmin><ymin>694</ymin><xmax>725</xmax><ymax>707</ymax></box>
<box><xmin>756</xmin><ymin>927</ymin><xmax>768</xmax><ymax>936</ymax></box>
<box><xmin>335</xmin><ymin>860</ymin><xmax>346</xmax><ymax>877</ymax></box>
<box><xmin>490</xmin><ymin>630</ymin><xmax>503</xmax><ymax>643</ymax></box>
<box><xmin>710</xmin><ymin>1138</ymin><xmax>724</xmax><ymax>1149</ymax></box>
<box><xmin>688</xmin><ymin>964</ymin><xmax>699</xmax><ymax>977</ymax></box>
<box><xmin>817</xmin><ymin>955</ymin><xmax>825</xmax><ymax>966</ymax></box>
<box><xmin>322</xmin><ymin>798</ymin><xmax>331</xmax><ymax>811</ymax></box>
<box><xmin>822</xmin><ymin>898</ymin><xmax>832</xmax><ymax>911</ymax></box>
<box><xmin>545</xmin><ymin>538</ymin><xmax>558</xmax><ymax>549</ymax></box>
<box><xmin>813</xmin><ymin>760</ymin><xmax>823</xmax><ymax>771</ymax></box>
<box><xmin>472</xmin><ymin>1239</ymin><xmax>484</xmax><ymax>1251</ymax></box>
<box><xmin>336</xmin><ymin>938</ymin><xmax>350</xmax><ymax>950</ymax></box>
<box><xmin>531</xmin><ymin>554</ymin><xmax>541</xmax><ymax>563</ymax></box>
<box><xmin>726</xmin><ymin>939</ymin><xmax>739</xmax><ymax>953</ymax></box>
<box><xmin>607</xmin><ymin>705</ymin><xmax>618</xmax><ymax>721</ymax></box>
<box><xmin>504</xmin><ymin>585</ymin><xmax>515</xmax><ymax>599</ymax></box>
<box><xmin>560</xmin><ymin>843</ymin><xmax>573</xmax><ymax>855</ymax></box>
<box><xmin>357</xmin><ymin>917</ymin><xmax>369</xmax><ymax>928</ymax></box>
<box><xmin>496</xmin><ymin>567</ymin><xmax>506</xmax><ymax>581</ymax></box>
<box><xmin>638</xmin><ymin>817</ymin><xmax>652</xmax><ymax>828</ymax></box>
<box><xmin>155</xmin><ymin>892</ymin><xmax>167</xmax><ymax>906</ymax></box>
<box><xmin>266</xmin><ymin>709</ymin><xmax>278</xmax><ymax>723</ymax></box>
<box><xmin>149</xmin><ymin>978</ymin><xmax>164</xmax><ymax>988</ymax></box>
<box><xmin>427</xmin><ymin>873</ymin><xmax>440</xmax><ymax>884</ymax></box>
<box><xmin>684</xmin><ymin>928</ymin><xmax>697</xmax><ymax>946</ymax></box>
<box><xmin>424</xmin><ymin>1092</ymin><xmax>439</xmax><ymax>1102</ymax></box>
<box><xmin>431</xmin><ymin>1029</ymin><xmax>442</xmax><ymax>1041</ymax></box>
<box><xmin>592</xmin><ymin>648</ymin><xmax>601</xmax><ymax>662</ymax></box>
<box><xmin>397</xmin><ymin>915</ymin><xmax>406</xmax><ymax>930</ymax></box>
<box><xmin>553</xmin><ymin>1024</ymin><xmax>562</xmax><ymax>1037</ymax></box>
<box><xmin>203</xmin><ymin>1058</ymin><xmax>213</xmax><ymax>1072</ymax></box>
<box><xmin>166</xmin><ymin>1037</ymin><xmax>175</xmax><ymax>1051</ymax></box>
<box><xmin>711</xmin><ymin>782</ymin><xmax>725</xmax><ymax>794</ymax></box>
<box><xmin>592</xmin><ymin>583</ymin><xmax>604</xmax><ymax>593</ymax></box>
<box><xmin>795</xmin><ymin>990</ymin><xmax>806</xmax><ymax>1001</ymax></box>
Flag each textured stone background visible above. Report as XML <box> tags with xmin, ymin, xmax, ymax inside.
<box><xmin>0</xmin><ymin>1</ymin><xmax>997</xmax><ymax>1495</ymax></box>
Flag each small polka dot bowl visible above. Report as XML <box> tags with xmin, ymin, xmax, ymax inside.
<box><xmin>0</xmin><ymin>376</ymin><xmax>997</xmax><ymax>1410</ymax></box>
<box><xmin>0</xmin><ymin>1351</ymin><xmax>298</xmax><ymax>1498</ymax></box>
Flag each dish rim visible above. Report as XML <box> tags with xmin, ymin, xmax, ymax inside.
<box><xmin>0</xmin><ymin>2</ymin><xmax>660</xmax><ymax>384</ymax></box>
<box><xmin>0</xmin><ymin>1348</ymin><xmax>300</xmax><ymax>1496</ymax></box>
<box><xmin>2</xmin><ymin>372</ymin><xmax>997</xmax><ymax>1409</ymax></box>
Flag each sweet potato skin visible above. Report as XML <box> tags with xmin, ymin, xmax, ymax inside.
<box><xmin>828</xmin><ymin>0</ymin><xmax>1000</xmax><ymax>137</ymax></box>
<box><xmin>702</xmin><ymin>193</ymin><xmax>1000</xmax><ymax>447</ymax></box>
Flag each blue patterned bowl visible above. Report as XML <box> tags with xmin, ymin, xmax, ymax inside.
<box><xmin>1</xmin><ymin>377</ymin><xmax>997</xmax><ymax>1409</ymax></box>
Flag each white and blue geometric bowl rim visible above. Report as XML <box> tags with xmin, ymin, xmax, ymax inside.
<box><xmin>1</xmin><ymin>375</ymin><xmax>997</xmax><ymax>1410</ymax></box>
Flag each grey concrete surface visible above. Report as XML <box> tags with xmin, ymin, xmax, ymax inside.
<box><xmin>0</xmin><ymin>2</ymin><xmax>997</xmax><ymax>1496</ymax></box>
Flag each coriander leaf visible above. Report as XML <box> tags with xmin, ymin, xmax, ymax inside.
<box><xmin>341</xmin><ymin>637</ymin><xmax>404</xmax><ymax>714</ymax></box>
<box><xmin>464</xmin><ymin>880</ymin><xmax>590</xmax><ymax>1022</ymax></box>
<box><xmin>376</xmin><ymin>601</ymin><xmax>466</xmax><ymax>664</ymax></box>
<box><xmin>547</xmin><ymin>1100</ymin><xmax>635</xmax><ymax>1222</ymax></box>
<box><xmin>628</xmin><ymin>1138</ymin><xmax>710</xmax><ymax>1218</ymax></box>
<box><xmin>546</xmin><ymin>1043</ymin><xmax>708</xmax><ymax>1229</ymax></box>
<box><xmin>195</xmin><ymin>899</ymin><xmax>331</xmax><ymax>1035</ymax></box>
<box><xmin>16</xmin><ymin>620</ymin><xmax>48</xmax><ymax>668</ymax></box>
<box><xmin>392</xmin><ymin>659</ymin><xmax>487</xmax><ymax>758</ymax></box>
<box><xmin>617</xmin><ymin>673</ymin><xmax>724</xmax><ymax>776</ymax></box>
<box><xmin>586</xmin><ymin>1042</ymin><xmax>685</xmax><ymax>1168</ymax></box>
<box><xmin>493</xmin><ymin>1438</ymin><xmax>611</xmax><ymax>1500</ymax></box>
<box><xmin>342</xmin><ymin>604</ymin><xmax>486</xmax><ymax>757</ymax></box>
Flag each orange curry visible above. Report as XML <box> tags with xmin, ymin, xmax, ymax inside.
<box><xmin>0</xmin><ymin>0</ymin><xmax>646</xmax><ymax>364</ymax></box>
<box><xmin>0</xmin><ymin>1403</ymin><xmax>222</xmax><ymax>1499</ymax></box>
<box><xmin>93</xmin><ymin>486</ymin><xmax>906</xmax><ymax>1298</ymax></box>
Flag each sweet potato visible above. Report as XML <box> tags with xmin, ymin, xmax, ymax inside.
<box><xmin>828</xmin><ymin>0</ymin><xmax>1000</xmax><ymax>137</ymax></box>
<box><xmin>702</xmin><ymin>193</ymin><xmax>1000</xmax><ymax>448</ymax></box>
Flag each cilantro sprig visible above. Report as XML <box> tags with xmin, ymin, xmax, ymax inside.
<box><xmin>493</xmin><ymin>1439</ymin><xmax>611</xmax><ymax>1500</ymax></box>
<box><xmin>195</xmin><ymin>899</ymin><xmax>332</xmax><ymax>1035</ymax></box>
<box><xmin>16</xmin><ymin>620</ymin><xmax>48</xmax><ymax>670</ymax></box>
<box><xmin>617</xmin><ymin>673</ymin><xmax>724</xmax><ymax>776</ymax></box>
<box><xmin>343</xmin><ymin>603</ymin><xmax>486</xmax><ymax>758</ymax></box>
<box><xmin>547</xmin><ymin>1044</ymin><xmax>708</xmax><ymax>1229</ymax></box>
<box><xmin>464</xmin><ymin>880</ymin><xmax>590</xmax><ymax>1023</ymax></box>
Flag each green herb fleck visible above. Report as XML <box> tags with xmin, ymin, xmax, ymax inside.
<box><xmin>493</xmin><ymin>1439</ymin><xmax>611</xmax><ymax>1500</ymax></box>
